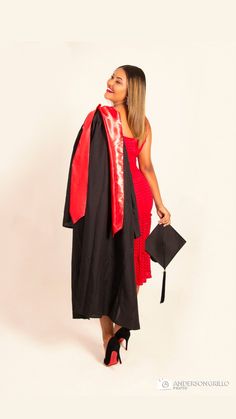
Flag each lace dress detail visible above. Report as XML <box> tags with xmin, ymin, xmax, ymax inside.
<box><xmin>123</xmin><ymin>136</ymin><xmax>153</xmax><ymax>285</ymax></box>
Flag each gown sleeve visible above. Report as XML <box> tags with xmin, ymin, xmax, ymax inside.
<box><xmin>62</xmin><ymin>125</ymin><xmax>83</xmax><ymax>228</ymax></box>
<box><xmin>62</xmin><ymin>109</ymin><xmax>103</xmax><ymax>229</ymax></box>
<box><xmin>123</xmin><ymin>143</ymin><xmax>141</xmax><ymax>239</ymax></box>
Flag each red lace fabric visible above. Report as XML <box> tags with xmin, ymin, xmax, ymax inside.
<box><xmin>124</xmin><ymin>136</ymin><xmax>154</xmax><ymax>285</ymax></box>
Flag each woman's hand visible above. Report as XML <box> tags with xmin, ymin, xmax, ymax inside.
<box><xmin>155</xmin><ymin>203</ymin><xmax>171</xmax><ymax>227</ymax></box>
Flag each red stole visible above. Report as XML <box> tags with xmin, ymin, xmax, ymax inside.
<box><xmin>69</xmin><ymin>104</ymin><xmax>124</xmax><ymax>237</ymax></box>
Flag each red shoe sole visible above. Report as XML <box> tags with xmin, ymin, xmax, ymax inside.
<box><xmin>118</xmin><ymin>338</ymin><xmax>124</xmax><ymax>343</ymax></box>
<box><xmin>106</xmin><ymin>350</ymin><xmax>119</xmax><ymax>366</ymax></box>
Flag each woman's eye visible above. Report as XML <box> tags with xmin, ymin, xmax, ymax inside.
<box><xmin>109</xmin><ymin>75</ymin><xmax>121</xmax><ymax>84</ymax></box>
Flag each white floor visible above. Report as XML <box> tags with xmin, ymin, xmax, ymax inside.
<box><xmin>1</xmin><ymin>279</ymin><xmax>235</xmax><ymax>418</ymax></box>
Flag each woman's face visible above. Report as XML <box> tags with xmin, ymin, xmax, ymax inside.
<box><xmin>104</xmin><ymin>68</ymin><xmax>128</xmax><ymax>105</ymax></box>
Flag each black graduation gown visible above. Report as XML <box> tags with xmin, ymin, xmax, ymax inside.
<box><xmin>62</xmin><ymin>107</ymin><xmax>141</xmax><ymax>330</ymax></box>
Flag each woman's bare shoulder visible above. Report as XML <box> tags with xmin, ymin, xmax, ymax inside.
<box><xmin>145</xmin><ymin>116</ymin><xmax>152</xmax><ymax>138</ymax></box>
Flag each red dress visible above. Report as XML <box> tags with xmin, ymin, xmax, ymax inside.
<box><xmin>123</xmin><ymin>135</ymin><xmax>154</xmax><ymax>286</ymax></box>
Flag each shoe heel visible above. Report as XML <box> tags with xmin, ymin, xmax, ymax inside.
<box><xmin>115</xmin><ymin>327</ymin><xmax>130</xmax><ymax>351</ymax></box>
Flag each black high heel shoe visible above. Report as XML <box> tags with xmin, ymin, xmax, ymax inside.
<box><xmin>103</xmin><ymin>336</ymin><xmax>122</xmax><ymax>366</ymax></box>
<box><xmin>114</xmin><ymin>327</ymin><xmax>130</xmax><ymax>350</ymax></box>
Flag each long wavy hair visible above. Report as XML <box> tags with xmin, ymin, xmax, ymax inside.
<box><xmin>117</xmin><ymin>64</ymin><xmax>147</xmax><ymax>143</ymax></box>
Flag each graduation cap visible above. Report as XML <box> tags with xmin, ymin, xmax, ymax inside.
<box><xmin>145</xmin><ymin>223</ymin><xmax>186</xmax><ymax>303</ymax></box>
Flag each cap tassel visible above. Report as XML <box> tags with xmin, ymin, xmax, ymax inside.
<box><xmin>160</xmin><ymin>269</ymin><xmax>166</xmax><ymax>303</ymax></box>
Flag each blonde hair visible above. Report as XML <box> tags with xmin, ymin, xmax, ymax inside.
<box><xmin>117</xmin><ymin>65</ymin><xmax>148</xmax><ymax>143</ymax></box>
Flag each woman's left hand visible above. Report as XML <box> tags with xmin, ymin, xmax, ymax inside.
<box><xmin>155</xmin><ymin>203</ymin><xmax>171</xmax><ymax>227</ymax></box>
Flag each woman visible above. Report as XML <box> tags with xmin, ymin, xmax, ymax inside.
<box><xmin>62</xmin><ymin>65</ymin><xmax>171</xmax><ymax>367</ymax></box>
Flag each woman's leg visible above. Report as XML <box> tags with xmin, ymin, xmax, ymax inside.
<box><xmin>99</xmin><ymin>315</ymin><xmax>114</xmax><ymax>349</ymax></box>
<box><xmin>113</xmin><ymin>285</ymin><xmax>140</xmax><ymax>334</ymax></box>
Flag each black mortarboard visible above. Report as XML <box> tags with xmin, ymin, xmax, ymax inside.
<box><xmin>145</xmin><ymin>223</ymin><xmax>186</xmax><ymax>303</ymax></box>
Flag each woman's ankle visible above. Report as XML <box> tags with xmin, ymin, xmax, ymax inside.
<box><xmin>103</xmin><ymin>333</ymin><xmax>113</xmax><ymax>349</ymax></box>
<box><xmin>113</xmin><ymin>324</ymin><xmax>122</xmax><ymax>334</ymax></box>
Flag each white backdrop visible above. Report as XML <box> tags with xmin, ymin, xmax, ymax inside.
<box><xmin>0</xmin><ymin>1</ymin><xmax>235</xmax><ymax>417</ymax></box>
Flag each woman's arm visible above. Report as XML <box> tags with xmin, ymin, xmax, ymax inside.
<box><xmin>138</xmin><ymin>118</ymin><xmax>171</xmax><ymax>226</ymax></box>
